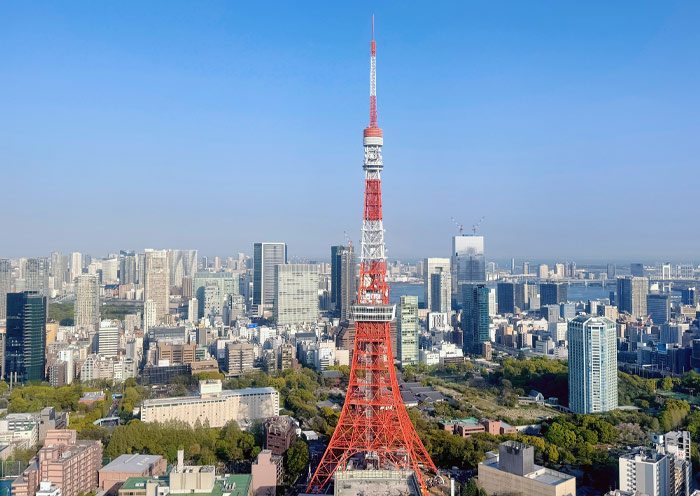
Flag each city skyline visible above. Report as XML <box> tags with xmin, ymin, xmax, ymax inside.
<box><xmin>3</xmin><ymin>2</ymin><xmax>700</xmax><ymax>259</ymax></box>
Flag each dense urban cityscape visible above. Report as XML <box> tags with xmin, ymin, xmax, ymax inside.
<box><xmin>4</xmin><ymin>3</ymin><xmax>700</xmax><ymax>496</ymax></box>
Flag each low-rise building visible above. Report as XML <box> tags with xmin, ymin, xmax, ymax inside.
<box><xmin>478</xmin><ymin>441</ymin><xmax>576</xmax><ymax>496</ymax></box>
<box><xmin>264</xmin><ymin>416</ymin><xmax>297</xmax><ymax>456</ymax></box>
<box><xmin>99</xmin><ymin>454</ymin><xmax>167</xmax><ymax>493</ymax></box>
<box><xmin>141</xmin><ymin>380</ymin><xmax>279</xmax><ymax>429</ymax></box>
<box><xmin>251</xmin><ymin>450</ymin><xmax>282</xmax><ymax>496</ymax></box>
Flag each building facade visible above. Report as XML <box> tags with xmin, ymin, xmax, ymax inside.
<box><xmin>75</xmin><ymin>274</ymin><xmax>100</xmax><ymax>333</ymax></box>
<box><xmin>568</xmin><ymin>315</ymin><xmax>618</xmax><ymax>414</ymax></box>
<box><xmin>617</xmin><ymin>276</ymin><xmax>648</xmax><ymax>319</ymax></box>
<box><xmin>253</xmin><ymin>242</ymin><xmax>287</xmax><ymax>309</ymax></box>
<box><xmin>462</xmin><ymin>284</ymin><xmax>490</xmax><ymax>354</ymax></box>
<box><xmin>398</xmin><ymin>295</ymin><xmax>419</xmax><ymax>367</ymax></box>
<box><xmin>5</xmin><ymin>292</ymin><xmax>47</xmax><ymax>383</ymax></box>
<box><xmin>331</xmin><ymin>245</ymin><xmax>356</xmax><ymax>321</ymax></box>
<box><xmin>144</xmin><ymin>249</ymin><xmax>170</xmax><ymax>324</ymax></box>
<box><xmin>424</xmin><ymin>258</ymin><xmax>451</xmax><ymax>313</ymax></box>
<box><xmin>451</xmin><ymin>235</ymin><xmax>485</xmax><ymax>299</ymax></box>
<box><xmin>273</xmin><ymin>264</ymin><xmax>319</xmax><ymax>325</ymax></box>
<box><xmin>140</xmin><ymin>380</ymin><xmax>279</xmax><ymax>428</ymax></box>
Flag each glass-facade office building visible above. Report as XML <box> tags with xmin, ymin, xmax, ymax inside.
<box><xmin>5</xmin><ymin>292</ymin><xmax>47</xmax><ymax>383</ymax></box>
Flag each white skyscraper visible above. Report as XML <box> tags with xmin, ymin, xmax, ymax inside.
<box><xmin>70</xmin><ymin>252</ymin><xmax>83</xmax><ymax>282</ymax></box>
<box><xmin>273</xmin><ymin>264</ymin><xmax>318</xmax><ymax>325</ymax></box>
<box><xmin>424</xmin><ymin>257</ymin><xmax>451</xmax><ymax>313</ymax></box>
<box><xmin>144</xmin><ymin>249</ymin><xmax>170</xmax><ymax>324</ymax></box>
<box><xmin>568</xmin><ymin>315</ymin><xmax>618</xmax><ymax>414</ymax></box>
<box><xmin>75</xmin><ymin>274</ymin><xmax>100</xmax><ymax>333</ymax></box>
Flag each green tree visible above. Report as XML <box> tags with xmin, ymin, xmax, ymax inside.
<box><xmin>661</xmin><ymin>376</ymin><xmax>674</xmax><ymax>391</ymax></box>
<box><xmin>285</xmin><ymin>439</ymin><xmax>309</xmax><ymax>480</ymax></box>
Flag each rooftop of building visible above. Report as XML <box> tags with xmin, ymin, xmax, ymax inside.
<box><xmin>169</xmin><ymin>474</ymin><xmax>251</xmax><ymax>496</ymax></box>
<box><xmin>481</xmin><ymin>456</ymin><xmax>575</xmax><ymax>486</ymax></box>
<box><xmin>334</xmin><ymin>470</ymin><xmax>420</xmax><ymax>496</ymax></box>
<box><xmin>119</xmin><ymin>476</ymin><xmax>168</xmax><ymax>491</ymax></box>
<box><xmin>142</xmin><ymin>387</ymin><xmax>277</xmax><ymax>406</ymax></box>
<box><xmin>100</xmin><ymin>453</ymin><xmax>163</xmax><ymax>473</ymax></box>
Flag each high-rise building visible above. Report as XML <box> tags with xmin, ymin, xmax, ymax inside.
<box><xmin>538</xmin><ymin>264</ymin><xmax>549</xmax><ymax>279</ymax></box>
<box><xmin>274</xmin><ymin>264</ymin><xmax>319</xmax><ymax>325</ymax></box>
<box><xmin>617</xmin><ymin>276</ymin><xmax>648</xmax><ymax>319</ymax></box>
<box><xmin>50</xmin><ymin>252</ymin><xmax>69</xmax><ymax>290</ymax></box>
<box><xmin>98</xmin><ymin>321</ymin><xmax>119</xmax><ymax>357</ymax></box>
<box><xmin>568</xmin><ymin>315</ymin><xmax>617</xmax><ymax>414</ymax></box>
<box><xmin>497</xmin><ymin>282</ymin><xmax>515</xmax><ymax>315</ymax></box>
<box><xmin>74</xmin><ymin>274</ymin><xmax>100</xmax><ymax>333</ymax></box>
<box><xmin>522</xmin><ymin>262</ymin><xmax>530</xmax><ymax>275</ymax></box>
<box><xmin>607</xmin><ymin>263</ymin><xmax>616</xmax><ymax>279</ymax></box>
<box><xmin>424</xmin><ymin>258</ymin><xmax>451</xmax><ymax>313</ymax></box>
<box><xmin>618</xmin><ymin>448</ymin><xmax>669</xmax><ymax>496</ymax></box>
<box><xmin>253</xmin><ymin>242</ymin><xmax>287</xmax><ymax>309</ymax></box>
<box><xmin>630</xmin><ymin>263</ymin><xmax>645</xmax><ymax>277</ymax></box>
<box><xmin>680</xmin><ymin>288</ymin><xmax>698</xmax><ymax>306</ymax></box>
<box><xmin>540</xmin><ymin>283</ymin><xmax>567</xmax><ymax>306</ymax></box>
<box><xmin>397</xmin><ymin>295</ymin><xmax>419</xmax><ymax>367</ymax></box>
<box><xmin>462</xmin><ymin>284</ymin><xmax>490</xmax><ymax>354</ymax></box>
<box><xmin>514</xmin><ymin>283</ymin><xmax>529</xmax><ymax>312</ymax></box>
<box><xmin>331</xmin><ymin>245</ymin><xmax>356</xmax><ymax>320</ymax></box>
<box><xmin>26</xmin><ymin>257</ymin><xmax>50</xmax><ymax>296</ymax></box>
<box><xmin>144</xmin><ymin>249</ymin><xmax>170</xmax><ymax>323</ymax></box>
<box><xmin>0</xmin><ymin>259</ymin><xmax>10</xmax><ymax>320</ymax></box>
<box><xmin>143</xmin><ymin>300</ymin><xmax>157</xmax><ymax>332</ymax></box>
<box><xmin>193</xmin><ymin>272</ymin><xmax>239</xmax><ymax>319</ymax></box>
<box><xmin>225</xmin><ymin>343</ymin><xmax>255</xmax><ymax>376</ymax></box>
<box><xmin>70</xmin><ymin>252</ymin><xmax>83</xmax><ymax>282</ymax></box>
<box><xmin>5</xmin><ymin>292</ymin><xmax>47</xmax><ymax>383</ymax></box>
<box><xmin>647</xmin><ymin>293</ymin><xmax>671</xmax><ymax>325</ymax></box>
<box><xmin>451</xmin><ymin>235</ymin><xmax>485</xmax><ymax>299</ymax></box>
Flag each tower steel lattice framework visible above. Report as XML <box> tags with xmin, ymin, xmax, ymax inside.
<box><xmin>306</xmin><ymin>19</ymin><xmax>437</xmax><ymax>495</ymax></box>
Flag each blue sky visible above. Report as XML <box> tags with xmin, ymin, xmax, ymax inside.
<box><xmin>2</xmin><ymin>1</ymin><xmax>699</xmax><ymax>262</ymax></box>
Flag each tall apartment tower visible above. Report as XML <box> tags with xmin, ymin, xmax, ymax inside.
<box><xmin>617</xmin><ymin>276</ymin><xmax>648</xmax><ymax>319</ymax></box>
<box><xmin>330</xmin><ymin>245</ymin><xmax>356</xmax><ymax>320</ymax></box>
<box><xmin>0</xmin><ymin>259</ymin><xmax>10</xmax><ymax>320</ymax></box>
<box><xmin>462</xmin><ymin>284</ymin><xmax>491</xmax><ymax>354</ymax></box>
<box><xmin>144</xmin><ymin>249</ymin><xmax>170</xmax><ymax>324</ymax></box>
<box><xmin>568</xmin><ymin>315</ymin><xmax>617</xmax><ymax>414</ymax></box>
<box><xmin>273</xmin><ymin>264</ymin><xmax>319</xmax><ymax>325</ymax></box>
<box><xmin>424</xmin><ymin>257</ymin><xmax>451</xmax><ymax>313</ymax></box>
<box><xmin>26</xmin><ymin>257</ymin><xmax>50</xmax><ymax>296</ymax></box>
<box><xmin>451</xmin><ymin>235</ymin><xmax>485</xmax><ymax>299</ymax></box>
<box><xmin>398</xmin><ymin>295</ymin><xmax>419</xmax><ymax>367</ymax></box>
<box><xmin>253</xmin><ymin>242</ymin><xmax>287</xmax><ymax>309</ymax></box>
<box><xmin>5</xmin><ymin>292</ymin><xmax>47</xmax><ymax>383</ymax></box>
<box><xmin>496</xmin><ymin>282</ymin><xmax>516</xmax><ymax>315</ymax></box>
<box><xmin>74</xmin><ymin>274</ymin><xmax>100</xmax><ymax>333</ymax></box>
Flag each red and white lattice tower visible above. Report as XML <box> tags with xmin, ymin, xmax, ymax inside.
<box><xmin>306</xmin><ymin>18</ymin><xmax>437</xmax><ymax>495</ymax></box>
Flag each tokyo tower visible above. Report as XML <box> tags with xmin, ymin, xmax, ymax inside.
<box><xmin>306</xmin><ymin>17</ymin><xmax>437</xmax><ymax>495</ymax></box>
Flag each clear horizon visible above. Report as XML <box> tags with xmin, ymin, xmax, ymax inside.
<box><xmin>3</xmin><ymin>2</ymin><xmax>699</xmax><ymax>260</ymax></box>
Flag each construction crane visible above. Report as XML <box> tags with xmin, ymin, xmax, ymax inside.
<box><xmin>472</xmin><ymin>216</ymin><xmax>485</xmax><ymax>234</ymax></box>
<box><xmin>450</xmin><ymin>217</ymin><xmax>464</xmax><ymax>234</ymax></box>
<box><xmin>343</xmin><ymin>231</ymin><xmax>353</xmax><ymax>250</ymax></box>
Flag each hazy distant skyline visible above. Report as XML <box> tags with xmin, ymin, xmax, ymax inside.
<box><xmin>3</xmin><ymin>2</ymin><xmax>700</xmax><ymax>260</ymax></box>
